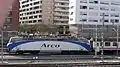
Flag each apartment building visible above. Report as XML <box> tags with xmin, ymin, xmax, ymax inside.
<box><xmin>19</xmin><ymin>0</ymin><xmax>69</xmax><ymax>36</ymax></box>
<box><xmin>54</xmin><ymin>0</ymin><xmax>69</xmax><ymax>35</ymax></box>
<box><xmin>69</xmin><ymin>0</ymin><xmax>120</xmax><ymax>39</ymax></box>
<box><xmin>3</xmin><ymin>0</ymin><xmax>19</xmax><ymax>36</ymax></box>
<box><xmin>19</xmin><ymin>0</ymin><xmax>42</xmax><ymax>24</ymax></box>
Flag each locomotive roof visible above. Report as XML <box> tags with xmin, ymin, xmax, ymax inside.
<box><xmin>11</xmin><ymin>36</ymin><xmax>88</xmax><ymax>42</ymax></box>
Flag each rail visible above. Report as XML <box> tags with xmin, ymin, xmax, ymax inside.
<box><xmin>0</xmin><ymin>62</ymin><xmax>120</xmax><ymax>67</ymax></box>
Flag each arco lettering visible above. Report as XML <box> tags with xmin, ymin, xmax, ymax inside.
<box><xmin>41</xmin><ymin>43</ymin><xmax>60</xmax><ymax>48</ymax></box>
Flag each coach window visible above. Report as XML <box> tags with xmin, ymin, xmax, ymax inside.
<box><xmin>105</xmin><ymin>42</ymin><xmax>110</xmax><ymax>46</ymax></box>
<box><xmin>113</xmin><ymin>42</ymin><xmax>117</xmax><ymax>46</ymax></box>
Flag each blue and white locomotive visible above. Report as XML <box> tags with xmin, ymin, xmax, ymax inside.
<box><xmin>7</xmin><ymin>36</ymin><xmax>94</xmax><ymax>54</ymax></box>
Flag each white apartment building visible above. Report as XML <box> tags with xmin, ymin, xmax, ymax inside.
<box><xmin>69</xmin><ymin>0</ymin><xmax>120</xmax><ymax>39</ymax></box>
<box><xmin>54</xmin><ymin>0</ymin><xmax>69</xmax><ymax>35</ymax></box>
<box><xmin>19</xmin><ymin>0</ymin><xmax>70</xmax><ymax>35</ymax></box>
<box><xmin>19</xmin><ymin>0</ymin><xmax>42</xmax><ymax>24</ymax></box>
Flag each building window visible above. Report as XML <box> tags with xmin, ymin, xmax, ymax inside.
<box><xmin>89</xmin><ymin>19</ymin><xmax>98</xmax><ymax>22</ymax></box>
<box><xmin>111</xmin><ymin>14</ymin><xmax>119</xmax><ymax>17</ymax></box>
<box><xmin>70</xmin><ymin>12</ymin><xmax>73</xmax><ymax>15</ymax></box>
<box><xmin>27</xmin><ymin>12</ymin><xmax>29</xmax><ymax>15</ymax></box>
<box><xmin>100</xmin><ymin>19</ymin><xmax>109</xmax><ymax>22</ymax></box>
<box><xmin>39</xmin><ymin>15</ymin><xmax>42</xmax><ymax>18</ymax></box>
<box><xmin>80</xmin><ymin>5</ymin><xmax>87</xmax><ymax>9</ymax></box>
<box><xmin>23</xmin><ymin>17</ymin><xmax>26</xmax><ymax>20</ymax></box>
<box><xmin>100</xmin><ymin>1</ymin><xmax>109</xmax><ymax>5</ymax></box>
<box><xmin>22</xmin><ymin>21</ymin><xmax>24</xmax><ymax>23</ymax></box>
<box><xmin>33</xmin><ymin>20</ymin><xmax>37</xmax><ymax>23</ymax></box>
<box><xmin>30</xmin><ymin>8</ymin><xmax>32</xmax><ymax>10</ymax></box>
<box><xmin>27</xmin><ymin>9</ymin><xmax>29</xmax><ymax>11</ymax></box>
<box><xmin>104</xmin><ymin>20</ymin><xmax>109</xmax><ymax>22</ymax></box>
<box><xmin>89</xmin><ymin>6</ymin><xmax>98</xmax><ymax>10</ymax></box>
<box><xmin>34</xmin><ymin>16</ymin><xmax>37</xmax><ymax>18</ymax></box>
<box><xmin>111</xmin><ymin>8</ymin><xmax>116</xmax><ymax>11</ymax></box>
<box><xmin>29</xmin><ymin>16</ymin><xmax>33</xmax><ymax>19</ymax></box>
<box><xmin>100</xmin><ymin>7</ymin><xmax>109</xmax><ymax>11</ymax></box>
<box><xmin>80</xmin><ymin>19</ymin><xmax>87</xmax><ymax>22</ymax></box>
<box><xmin>70</xmin><ymin>6</ymin><xmax>74</xmax><ymax>9</ymax></box>
<box><xmin>89</xmin><ymin>0</ymin><xmax>98</xmax><ymax>4</ymax></box>
<box><xmin>111</xmin><ymin>2</ymin><xmax>120</xmax><ymax>5</ymax></box>
<box><xmin>38</xmin><ymin>20</ymin><xmax>42</xmax><ymax>22</ymax></box>
<box><xmin>30</xmin><ymin>12</ymin><xmax>32</xmax><ymax>14</ymax></box>
<box><xmin>33</xmin><ymin>11</ymin><xmax>35</xmax><ymax>14</ymax></box>
<box><xmin>100</xmin><ymin>13</ymin><xmax>109</xmax><ymax>17</ymax></box>
<box><xmin>30</xmin><ymin>3</ymin><xmax>32</xmax><ymax>6</ymax></box>
<box><xmin>20</xmin><ymin>18</ymin><xmax>22</xmax><ymax>20</ymax></box>
<box><xmin>80</xmin><ymin>11</ymin><xmax>87</xmax><ymax>15</ymax></box>
<box><xmin>70</xmin><ymin>18</ymin><xmax>73</xmax><ymax>21</ymax></box>
<box><xmin>80</xmin><ymin>0</ymin><xmax>87</xmax><ymax>3</ymax></box>
<box><xmin>40</xmin><ymin>1</ymin><xmax>42</xmax><ymax>4</ymax></box>
<box><xmin>29</xmin><ymin>21</ymin><xmax>32</xmax><ymax>23</ymax></box>
<box><xmin>40</xmin><ymin>10</ymin><xmax>42</xmax><ymax>13</ymax></box>
<box><xmin>115</xmin><ymin>19</ymin><xmax>119</xmax><ymax>23</ymax></box>
<box><xmin>34</xmin><ymin>6</ymin><xmax>39</xmax><ymax>9</ymax></box>
<box><xmin>89</xmin><ymin>7</ymin><xmax>94</xmax><ymax>10</ymax></box>
<box><xmin>36</xmin><ymin>11</ymin><xmax>39</xmax><ymax>13</ymax></box>
<box><xmin>110</xmin><ymin>19</ymin><xmax>114</xmax><ymax>23</ymax></box>
<box><xmin>34</xmin><ymin>1</ymin><xmax>39</xmax><ymax>5</ymax></box>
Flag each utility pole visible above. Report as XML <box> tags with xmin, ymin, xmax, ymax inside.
<box><xmin>101</xmin><ymin>13</ymin><xmax>105</xmax><ymax>61</ymax></box>
<box><xmin>116</xmin><ymin>24</ymin><xmax>119</xmax><ymax>56</ymax></box>
<box><xmin>0</xmin><ymin>26</ymin><xmax>5</xmax><ymax>64</ymax></box>
<box><xmin>95</xmin><ymin>23</ymin><xmax>98</xmax><ymax>57</ymax></box>
<box><xmin>112</xmin><ymin>21</ymin><xmax>119</xmax><ymax>56</ymax></box>
<box><xmin>81</xmin><ymin>21</ymin><xmax>84</xmax><ymax>38</ymax></box>
<box><xmin>1</xmin><ymin>30</ymin><xmax>3</xmax><ymax>63</ymax></box>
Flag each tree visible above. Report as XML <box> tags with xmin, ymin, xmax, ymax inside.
<box><xmin>18</xmin><ymin>24</ymin><xmax>30</xmax><ymax>34</ymax></box>
<box><xmin>18</xmin><ymin>24</ymin><xmax>58</xmax><ymax>35</ymax></box>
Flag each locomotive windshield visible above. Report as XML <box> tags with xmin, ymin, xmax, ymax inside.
<box><xmin>9</xmin><ymin>37</ymin><xmax>23</xmax><ymax>43</ymax></box>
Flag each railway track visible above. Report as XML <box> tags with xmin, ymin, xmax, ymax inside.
<box><xmin>0</xmin><ymin>54</ymin><xmax>118</xmax><ymax>61</ymax></box>
<box><xmin>0</xmin><ymin>62</ymin><xmax>120</xmax><ymax>67</ymax></box>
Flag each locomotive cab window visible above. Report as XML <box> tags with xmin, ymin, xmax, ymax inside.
<box><xmin>9</xmin><ymin>37</ymin><xmax>24</xmax><ymax>43</ymax></box>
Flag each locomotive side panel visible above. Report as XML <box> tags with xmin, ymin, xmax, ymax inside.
<box><xmin>7</xmin><ymin>41</ymin><xmax>92</xmax><ymax>53</ymax></box>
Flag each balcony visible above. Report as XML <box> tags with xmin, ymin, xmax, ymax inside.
<box><xmin>54</xmin><ymin>18</ymin><xmax>69</xmax><ymax>21</ymax></box>
<box><xmin>54</xmin><ymin>8</ymin><xmax>69</xmax><ymax>12</ymax></box>
<box><xmin>54</xmin><ymin>13</ymin><xmax>68</xmax><ymax>16</ymax></box>
<box><xmin>55</xmin><ymin>4</ymin><xmax>69</xmax><ymax>8</ymax></box>
<box><xmin>55</xmin><ymin>0</ymin><xmax>69</xmax><ymax>3</ymax></box>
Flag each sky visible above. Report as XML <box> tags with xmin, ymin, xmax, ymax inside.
<box><xmin>0</xmin><ymin>0</ymin><xmax>14</xmax><ymax>26</ymax></box>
